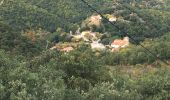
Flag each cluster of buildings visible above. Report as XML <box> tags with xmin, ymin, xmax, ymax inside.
<box><xmin>50</xmin><ymin>31</ymin><xmax>129</xmax><ymax>52</ymax></box>
<box><xmin>89</xmin><ymin>36</ymin><xmax>129</xmax><ymax>52</ymax></box>
<box><xmin>50</xmin><ymin>15</ymin><xmax>129</xmax><ymax>53</ymax></box>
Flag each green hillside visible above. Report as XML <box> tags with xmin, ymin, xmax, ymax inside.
<box><xmin>0</xmin><ymin>0</ymin><xmax>170</xmax><ymax>100</ymax></box>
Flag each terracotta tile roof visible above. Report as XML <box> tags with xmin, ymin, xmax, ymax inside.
<box><xmin>111</xmin><ymin>37</ymin><xmax>129</xmax><ymax>48</ymax></box>
<box><xmin>60</xmin><ymin>47</ymin><xmax>74</xmax><ymax>52</ymax></box>
<box><xmin>50</xmin><ymin>43</ymin><xmax>76</xmax><ymax>52</ymax></box>
<box><xmin>112</xmin><ymin>40</ymin><xmax>127</xmax><ymax>46</ymax></box>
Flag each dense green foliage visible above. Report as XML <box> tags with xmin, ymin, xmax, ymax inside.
<box><xmin>0</xmin><ymin>0</ymin><xmax>170</xmax><ymax>100</ymax></box>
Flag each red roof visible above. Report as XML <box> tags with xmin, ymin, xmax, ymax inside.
<box><xmin>111</xmin><ymin>38</ymin><xmax>129</xmax><ymax>47</ymax></box>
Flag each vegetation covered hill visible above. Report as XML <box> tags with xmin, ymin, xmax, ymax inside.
<box><xmin>0</xmin><ymin>0</ymin><xmax>170</xmax><ymax>100</ymax></box>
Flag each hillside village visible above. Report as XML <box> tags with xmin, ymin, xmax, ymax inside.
<box><xmin>50</xmin><ymin>14</ymin><xmax>129</xmax><ymax>52</ymax></box>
